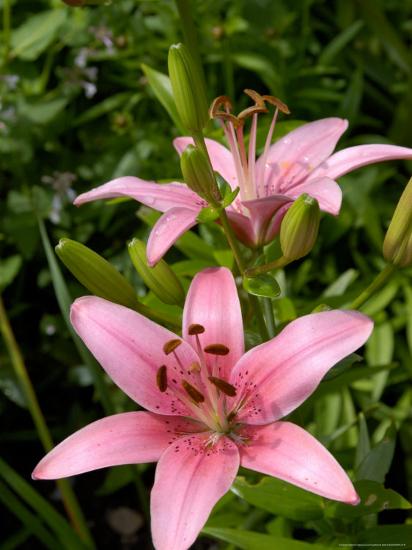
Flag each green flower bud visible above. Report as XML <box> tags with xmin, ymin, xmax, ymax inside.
<box><xmin>180</xmin><ymin>145</ymin><xmax>219</xmax><ymax>202</ymax></box>
<box><xmin>56</xmin><ymin>238</ymin><xmax>137</xmax><ymax>308</ymax></box>
<box><xmin>128</xmin><ymin>239</ymin><xmax>185</xmax><ymax>306</ymax></box>
<box><xmin>280</xmin><ymin>194</ymin><xmax>320</xmax><ymax>261</ymax></box>
<box><xmin>168</xmin><ymin>43</ymin><xmax>209</xmax><ymax>133</ymax></box>
<box><xmin>383</xmin><ymin>176</ymin><xmax>412</xmax><ymax>267</ymax></box>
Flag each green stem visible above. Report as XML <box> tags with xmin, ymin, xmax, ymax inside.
<box><xmin>350</xmin><ymin>264</ymin><xmax>397</xmax><ymax>310</ymax></box>
<box><xmin>193</xmin><ymin>132</ymin><xmax>269</xmax><ymax>339</ymax></box>
<box><xmin>2</xmin><ymin>0</ymin><xmax>11</xmax><ymax>66</ymax></box>
<box><xmin>0</xmin><ymin>296</ymin><xmax>95</xmax><ymax>548</ymax></box>
<box><xmin>245</xmin><ymin>255</ymin><xmax>289</xmax><ymax>277</ymax></box>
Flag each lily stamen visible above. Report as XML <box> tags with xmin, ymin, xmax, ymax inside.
<box><xmin>182</xmin><ymin>380</ymin><xmax>205</xmax><ymax>404</ymax></box>
<box><xmin>156</xmin><ymin>365</ymin><xmax>168</xmax><ymax>392</ymax></box>
<box><xmin>163</xmin><ymin>338</ymin><xmax>182</xmax><ymax>355</ymax></box>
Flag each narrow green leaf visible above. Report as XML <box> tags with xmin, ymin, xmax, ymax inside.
<box><xmin>141</xmin><ymin>63</ymin><xmax>185</xmax><ymax>133</ymax></box>
<box><xmin>358</xmin><ymin>0</ymin><xmax>412</xmax><ymax>74</ymax></box>
<box><xmin>38</xmin><ymin>219</ymin><xmax>114</xmax><ymax>415</ymax></box>
<box><xmin>365</xmin><ymin>321</ymin><xmax>394</xmax><ymax>400</ymax></box>
<box><xmin>0</xmin><ymin>481</ymin><xmax>59</xmax><ymax>550</ymax></box>
<box><xmin>73</xmin><ymin>93</ymin><xmax>138</xmax><ymax>126</ymax></box>
<box><xmin>355</xmin><ymin>413</ymin><xmax>371</xmax><ymax>470</ymax></box>
<box><xmin>319</xmin><ymin>20</ymin><xmax>364</xmax><ymax>65</ymax></box>
<box><xmin>0</xmin><ymin>458</ymin><xmax>88</xmax><ymax>550</ymax></box>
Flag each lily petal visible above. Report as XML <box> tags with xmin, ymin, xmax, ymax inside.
<box><xmin>32</xmin><ymin>412</ymin><xmax>191</xmax><ymax>479</ymax></box>
<box><xmin>240</xmin><ymin>421</ymin><xmax>359</xmax><ymax>504</ymax></box>
<box><xmin>242</xmin><ymin>195</ymin><xmax>292</xmax><ymax>245</ymax></box>
<box><xmin>74</xmin><ymin>177</ymin><xmax>200</xmax><ymax>212</ymax></box>
<box><xmin>71</xmin><ymin>297</ymin><xmax>200</xmax><ymax>416</ymax></box>
<box><xmin>309</xmin><ymin>143</ymin><xmax>412</xmax><ymax>180</ymax></box>
<box><xmin>287</xmin><ymin>177</ymin><xmax>342</xmax><ymax>215</ymax></box>
<box><xmin>174</xmin><ymin>137</ymin><xmax>239</xmax><ymax>190</ymax></box>
<box><xmin>151</xmin><ymin>434</ymin><xmax>239</xmax><ymax>550</ymax></box>
<box><xmin>256</xmin><ymin>118</ymin><xmax>348</xmax><ymax>193</ymax></box>
<box><xmin>231</xmin><ymin>310</ymin><xmax>373</xmax><ymax>424</ymax></box>
<box><xmin>147</xmin><ymin>206</ymin><xmax>201</xmax><ymax>266</ymax></box>
<box><xmin>183</xmin><ymin>267</ymin><xmax>244</xmax><ymax>378</ymax></box>
<box><xmin>225</xmin><ymin>210</ymin><xmax>258</xmax><ymax>247</ymax></box>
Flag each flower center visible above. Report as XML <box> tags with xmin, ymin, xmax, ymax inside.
<box><xmin>210</xmin><ymin>89</ymin><xmax>290</xmax><ymax>202</ymax></box>
<box><xmin>155</xmin><ymin>326</ymin><xmax>243</xmax><ymax>437</ymax></box>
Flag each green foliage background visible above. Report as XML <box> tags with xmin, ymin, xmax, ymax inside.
<box><xmin>1</xmin><ymin>0</ymin><xmax>412</xmax><ymax>548</ymax></box>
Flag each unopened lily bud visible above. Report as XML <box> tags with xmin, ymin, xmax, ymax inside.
<box><xmin>128</xmin><ymin>239</ymin><xmax>185</xmax><ymax>306</ymax></box>
<box><xmin>56</xmin><ymin>238</ymin><xmax>137</xmax><ymax>308</ymax></box>
<box><xmin>280</xmin><ymin>194</ymin><xmax>320</xmax><ymax>261</ymax></box>
<box><xmin>168</xmin><ymin>43</ymin><xmax>209</xmax><ymax>133</ymax></box>
<box><xmin>383</xmin><ymin>176</ymin><xmax>412</xmax><ymax>267</ymax></box>
<box><xmin>180</xmin><ymin>145</ymin><xmax>219</xmax><ymax>203</ymax></box>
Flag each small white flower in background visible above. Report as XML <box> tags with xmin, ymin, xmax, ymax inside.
<box><xmin>41</xmin><ymin>172</ymin><xmax>77</xmax><ymax>224</ymax></box>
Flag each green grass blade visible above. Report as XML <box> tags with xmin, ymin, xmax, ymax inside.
<box><xmin>0</xmin><ymin>457</ymin><xmax>88</xmax><ymax>550</ymax></box>
<box><xmin>0</xmin><ymin>480</ymin><xmax>59</xmax><ymax>550</ymax></box>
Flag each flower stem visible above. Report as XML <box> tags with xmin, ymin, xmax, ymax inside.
<box><xmin>0</xmin><ymin>295</ymin><xmax>95</xmax><ymax>548</ymax></box>
<box><xmin>193</xmin><ymin>132</ymin><xmax>269</xmax><ymax>339</ymax></box>
<box><xmin>245</xmin><ymin>255</ymin><xmax>290</xmax><ymax>277</ymax></box>
<box><xmin>350</xmin><ymin>263</ymin><xmax>397</xmax><ymax>310</ymax></box>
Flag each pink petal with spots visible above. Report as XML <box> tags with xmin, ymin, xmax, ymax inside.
<box><xmin>183</xmin><ymin>267</ymin><xmax>244</xmax><ymax>378</ymax></box>
<box><xmin>231</xmin><ymin>310</ymin><xmax>373</xmax><ymax>424</ymax></box>
<box><xmin>240</xmin><ymin>421</ymin><xmax>359</xmax><ymax>504</ymax></box>
<box><xmin>32</xmin><ymin>412</ymin><xmax>192</xmax><ymax>479</ymax></box>
<box><xmin>151</xmin><ymin>434</ymin><xmax>239</xmax><ymax>550</ymax></box>
<box><xmin>287</xmin><ymin>177</ymin><xmax>342</xmax><ymax>215</ymax></box>
<box><xmin>174</xmin><ymin>137</ymin><xmax>239</xmax><ymax>190</ymax></box>
<box><xmin>256</xmin><ymin>118</ymin><xmax>348</xmax><ymax>193</ymax></box>
<box><xmin>147</xmin><ymin>206</ymin><xmax>201</xmax><ymax>266</ymax></box>
<box><xmin>309</xmin><ymin>143</ymin><xmax>412</xmax><ymax>181</ymax></box>
<box><xmin>74</xmin><ymin>177</ymin><xmax>199</xmax><ymax>212</ymax></box>
<box><xmin>71</xmin><ymin>296</ymin><xmax>200</xmax><ymax>416</ymax></box>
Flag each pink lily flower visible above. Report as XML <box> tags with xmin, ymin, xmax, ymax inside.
<box><xmin>74</xmin><ymin>114</ymin><xmax>412</xmax><ymax>264</ymax></box>
<box><xmin>33</xmin><ymin>267</ymin><xmax>373</xmax><ymax>550</ymax></box>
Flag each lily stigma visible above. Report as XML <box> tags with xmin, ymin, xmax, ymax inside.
<box><xmin>33</xmin><ymin>267</ymin><xmax>373</xmax><ymax>550</ymax></box>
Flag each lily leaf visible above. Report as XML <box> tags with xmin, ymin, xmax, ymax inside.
<box><xmin>232</xmin><ymin>476</ymin><xmax>325</xmax><ymax>521</ymax></box>
<box><xmin>243</xmin><ymin>274</ymin><xmax>281</xmax><ymax>298</ymax></box>
<box><xmin>326</xmin><ymin>480</ymin><xmax>411</xmax><ymax>518</ymax></box>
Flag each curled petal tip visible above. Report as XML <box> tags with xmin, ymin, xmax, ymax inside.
<box><xmin>349</xmin><ymin>493</ymin><xmax>361</xmax><ymax>506</ymax></box>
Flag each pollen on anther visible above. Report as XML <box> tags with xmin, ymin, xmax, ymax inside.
<box><xmin>182</xmin><ymin>380</ymin><xmax>205</xmax><ymax>403</ymax></box>
<box><xmin>156</xmin><ymin>365</ymin><xmax>168</xmax><ymax>392</ymax></box>
<box><xmin>204</xmin><ymin>343</ymin><xmax>230</xmax><ymax>356</ymax></box>
<box><xmin>163</xmin><ymin>339</ymin><xmax>182</xmax><ymax>355</ymax></box>
<box><xmin>208</xmin><ymin>376</ymin><xmax>237</xmax><ymax>397</ymax></box>
<box><xmin>188</xmin><ymin>323</ymin><xmax>205</xmax><ymax>335</ymax></box>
